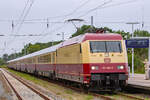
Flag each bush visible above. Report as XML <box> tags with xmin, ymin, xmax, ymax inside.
<box><xmin>128</xmin><ymin>54</ymin><xmax>145</xmax><ymax>74</ymax></box>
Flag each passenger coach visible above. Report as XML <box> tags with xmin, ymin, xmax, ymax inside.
<box><xmin>8</xmin><ymin>33</ymin><xmax>128</xmax><ymax>90</ymax></box>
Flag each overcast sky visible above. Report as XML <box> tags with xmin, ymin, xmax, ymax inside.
<box><xmin>0</xmin><ymin>0</ymin><xmax>150</xmax><ymax>56</ymax></box>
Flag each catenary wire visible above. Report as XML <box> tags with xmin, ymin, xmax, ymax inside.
<box><xmin>2</xmin><ymin>0</ymin><xmax>143</xmax><ymax>56</ymax></box>
<box><xmin>15</xmin><ymin>0</ymin><xmax>35</xmax><ymax>34</ymax></box>
<box><xmin>14</xmin><ymin>0</ymin><xmax>30</xmax><ymax>27</ymax></box>
<box><xmin>76</xmin><ymin>0</ymin><xmax>140</xmax><ymax>18</ymax></box>
<box><xmin>4</xmin><ymin>0</ymin><xmax>35</xmax><ymax>53</ymax></box>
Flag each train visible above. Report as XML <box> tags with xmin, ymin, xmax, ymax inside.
<box><xmin>7</xmin><ymin>33</ymin><xmax>128</xmax><ymax>91</ymax></box>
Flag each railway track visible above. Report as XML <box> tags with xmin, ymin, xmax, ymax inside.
<box><xmin>42</xmin><ymin>77</ymin><xmax>145</xmax><ymax>100</ymax></box>
<box><xmin>4</xmin><ymin>68</ymin><xmax>116</xmax><ymax>100</ymax></box>
<box><xmin>116</xmin><ymin>92</ymin><xmax>144</xmax><ymax>100</ymax></box>
<box><xmin>0</xmin><ymin>70</ymin><xmax>22</xmax><ymax>100</ymax></box>
<box><xmin>41</xmin><ymin>76</ymin><xmax>146</xmax><ymax>100</ymax></box>
<box><xmin>37</xmin><ymin>74</ymin><xmax>145</xmax><ymax>100</ymax></box>
<box><xmin>1</xmin><ymin>69</ymin><xmax>51</xmax><ymax>100</ymax></box>
<box><xmin>4</xmin><ymin>68</ymin><xmax>147</xmax><ymax>100</ymax></box>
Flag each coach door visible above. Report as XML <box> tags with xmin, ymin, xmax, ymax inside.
<box><xmin>51</xmin><ymin>52</ymin><xmax>56</xmax><ymax>64</ymax></box>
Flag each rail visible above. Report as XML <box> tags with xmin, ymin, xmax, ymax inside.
<box><xmin>2</xmin><ymin>69</ymin><xmax>51</xmax><ymax>100</ymax></box>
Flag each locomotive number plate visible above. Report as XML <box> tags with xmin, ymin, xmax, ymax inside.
<box><xmin>102</xmin><ymin>66</ymin><xmax>114</xmax><ymax>70</ymax></box>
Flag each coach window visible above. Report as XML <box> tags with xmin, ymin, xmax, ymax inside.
<box><xmin>24</xmin><ymin>59</ymin><xmax>26</xmax><ymax>64</ymax></box>
<box><xmin>33</xmin><ymin>58</ymin><xmax>36</xmax><ymax>63</ymax></box>
<box><xmin>51</xmin><ymin>52</ymin><xmax>55</xmax><ymax>64</ymax></box>
<box><xmin>47</xmin><ymin>54</ymin><xmax>51</xmax><ymax>63</ymax></box>
<box><xmin>38</xmin><ymin>56</ymin><xmax>43</xmax><ymax>63</ymax></box>
<box><xmin>26</xmin><ymin>59</ymin><xmax>28</xmax><ymax>64</ymax></box>
<box><xmin>43</xmin><ymin>55</ymin><xmax>45</xmax><ymax>63</ymax></box>
<box><xmin>38</xmin><ymin>57</ymin><xmax>40</xmax><ymax>63</ymax></box>
<box><xmin>27</xmin><ymin>59</ymin><xmax>30</xmax><ymax>64</ymax></box>
<box><xmin>44</xmin><ymin>54</ymin><xmax>50</xmax><ymax>63</ymax></box>
<box><xmin>51</xmin><ymin>53</ymin><xmax>53</xmax><ymax>63</ymax></box>
<box><xmin>49</xmin><ymin>54</ymin><xmax>51</xmax><ymax>63</ymax></box>
<box><xmin>53</xmin><ymin>53</ymin><xmax>56</xmax><ymax>63</ymax></box>
<box><xmin>38</xmin><ymin>55</ymin><xmax>47</xmax><ymax>63</ymax></box>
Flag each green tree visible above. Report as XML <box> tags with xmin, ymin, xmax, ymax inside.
<box><xmin>71</xmin><ymin>25</ymin><xmax>131</xmax><ymax>40</ymax></box>
<box><xmin>0</xmin><ymin>58</ymin><xmax>5</xmax><ymax>65</ymax></box>
<box><xmin>2</xmin><ymin>54</ymin><xmax>8</xmax><ymax>62</ymax></box>
<box><xmin>71</xmin><ymin>25</ymin><xmax>92</xmax><ymax>37</ymax></box>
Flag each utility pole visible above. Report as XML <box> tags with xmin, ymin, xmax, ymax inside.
<box><xmin>26</xmin><ymin>44</ymin><xmax>29</xmax><ymax>55</ymax></box>
<box><xmin>51</xmin><ymin>40</ymin><xmax>54</xmax><ymax>46</ymax></box>
<box><xmin>91</xmin><ymin>16</ymin><xmax>94</xmax><ymax>27</ymax></box>
<box><xmin>12</xmin><ymin>20</ymin><xmax>14</xmax><ymax>33</ymax></box>
<box><xmin>47</xmin><ymin>18</ymin><xmax>49</xmax><ymax>29</ymax></box>
<box><xmin>23</xmin><ymin>42</ymin><xmax>27</xmax><ymax>55</ymax></box>
<box><xmin>57</xmin><ymin>32</ymin><xmax>65</xmax><ymax>41</ymax></box>
<box><xmin>126</xmin><ymin>22</ymin><xmax>140</xmax><ymax>77</ymax></box>
<box><xmin>62</xmin><ymin>32</ymin><xmax>64</xmax><ymax>41</ymax></box>
<box><xmin>11</xmin><ymin>48</ymin><xmax>16</xmax><ymax>59</ymax></box>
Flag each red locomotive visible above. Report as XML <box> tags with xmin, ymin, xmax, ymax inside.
<box><xmin>8</xmin><ymin>33</ymin><xmax>128</xmax><ymax>91</ymax></box>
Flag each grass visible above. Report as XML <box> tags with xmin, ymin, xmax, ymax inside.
<box><xmin>112</xmin><ymin>95</ymin><xmax>132</xmax><ymax>100</ymax></box>
<box><xmin>65</xmin><ymin>89</ymin><xmax>73</xmax><ymax>94</ymax></box>
<box><xmin>85</xmin><ymin>95</ymin><xmax>93</xmax><ymax>100</ymax></box>
<box><xmin>0</xmin><ymin>65</ymin><xmax>7</xmax><ymax>68</ymax></box>
<box><xmin>145</xmin><ymin>98</ymin><xmax>150</xmax><ymax>100</ymax></box>
<box><xmin>6</xmin><ymin>68</ymin><xmax>43</xmax><ymax>84</ymax></box>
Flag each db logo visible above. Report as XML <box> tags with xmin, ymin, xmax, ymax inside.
<box><xmin>104</xmin><ymin>58</ymin><xmax>111</xmax><ymax>63</ymax></box>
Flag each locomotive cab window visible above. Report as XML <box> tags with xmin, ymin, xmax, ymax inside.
<box><xmin>90</xmin><ymin>41</ymin><xmax>122</xmax><ymax>53</ymax></box>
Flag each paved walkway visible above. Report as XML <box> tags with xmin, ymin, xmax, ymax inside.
<box><xmin>128</xmin><ymin>74</ymin><xmax>150</xmax><ymax>90</ymax></box>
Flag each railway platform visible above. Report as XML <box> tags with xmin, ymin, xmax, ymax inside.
<box><xmin>128</xmin><ymin>74</ymin><xmax>150</xmax><ymax>90</ymax></box>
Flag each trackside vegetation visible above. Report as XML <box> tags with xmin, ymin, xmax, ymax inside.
<box><xmin>1</xmin><ymin>25</ymin><xmax>150</xmax><ymax>73</ymax></box>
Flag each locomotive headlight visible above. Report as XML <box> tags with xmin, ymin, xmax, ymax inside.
<box><xmin>91</xmin><ymin>66</ymin><xmax>95</xmax><ymax>70</ymax></box>
<box><xmin>91</xmin><ymin>66</ymin><xmax>99</xmax><ymax>70</ymax></box>
<box><xmin>120</xmin><ymin>66</ymin><xmax>124</xmax><ymax>69</ymax></box>
<box><xmin>117</xmin><ymin>65</ymin><xmax>124</xmax><ymax>69</ymax></box>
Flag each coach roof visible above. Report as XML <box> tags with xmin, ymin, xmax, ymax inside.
<box><xmin>8</xmin><ymin>33</ymin><xmax>122</xmax><ymax>63</ymax></box>
<box><xmin>7</xmin><ymin>44</ymin><xmax>61</xmax><ymax>63</ymax></box>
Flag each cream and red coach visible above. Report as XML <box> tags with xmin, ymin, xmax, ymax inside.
<box><xmin>8</xmin><ymin>33</ymin><xmax>128</xmax><ymax>90</ymax></box>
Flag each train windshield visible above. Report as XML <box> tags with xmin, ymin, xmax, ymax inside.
<box><xmin>90</xmin><ymin>41</ymin><xmax>122</xmax><ymax>53</ymax></box>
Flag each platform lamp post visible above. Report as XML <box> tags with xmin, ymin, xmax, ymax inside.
<box><xmin>126</xmin><ymin>22</ymin><xmax>140</xmax><ymax>77</ymax></box>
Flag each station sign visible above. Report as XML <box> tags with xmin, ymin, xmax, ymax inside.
<box><xmin>126</xmin><ymin>39</ymin><xmax>149</xmax><ymax>48</ymax></box>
